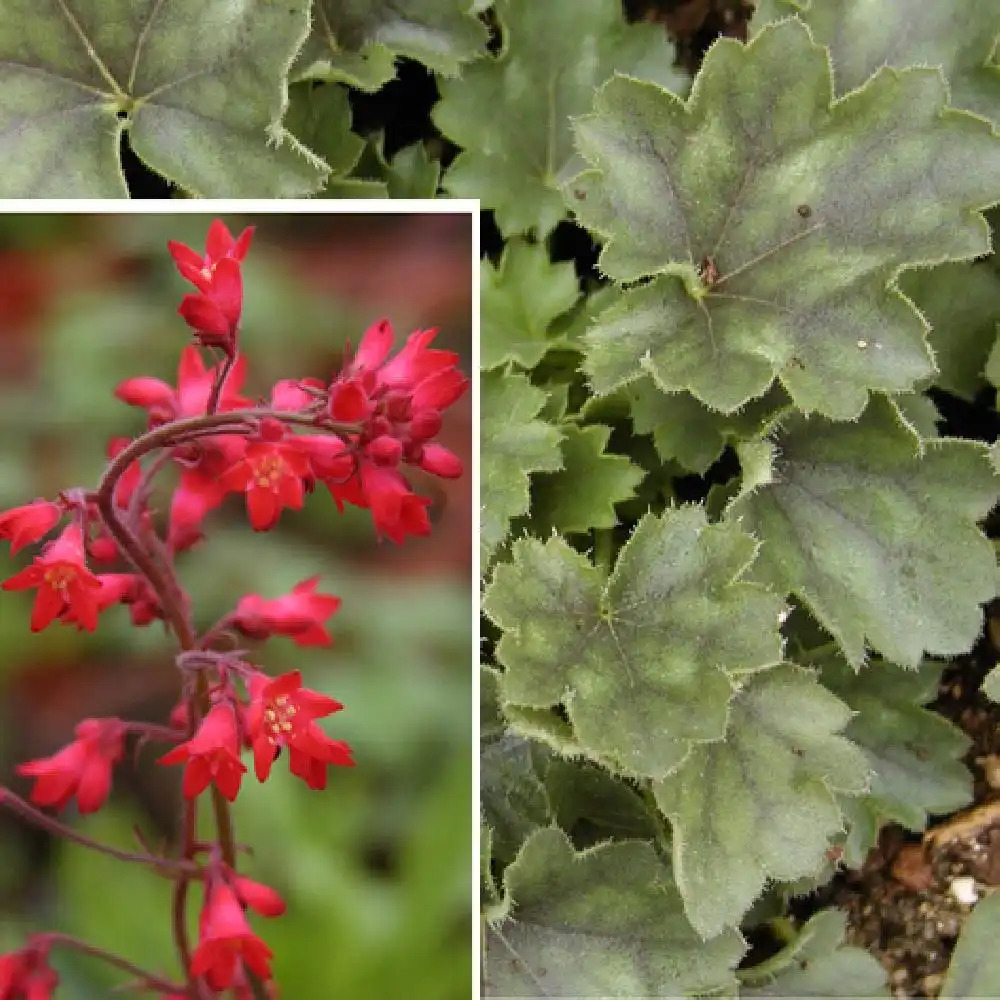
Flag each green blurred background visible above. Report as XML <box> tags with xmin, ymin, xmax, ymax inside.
<box><xmin>0</xmin><ymin>212</ymin><xmax>474</xmax><ymax>998</ymax></box>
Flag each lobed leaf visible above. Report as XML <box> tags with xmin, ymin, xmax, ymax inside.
<box><xmin>900</xmin><ymin>263</ymin><xmax>1000</xmax><ymax>401</ymax></box>
<box><xmin>295</xmin><ymin>0</ymin><xmax>488</xmax><ymax>91</ymax></box>
<box><xmin>531</xmin><ymin>424</ymin><xmax>645</xmax><ymax>534</ymax></box>
<box><xmin>740</xmin><ymin>908</ymin><xmax>887</xmax><ymax>997</ymax></box>
<box><xmin>434</xmin><ymin>0</ymin><xmax>684</xmax><ymax>237</ymax></box>
<box><xmin>481</xmin><ymin>735</ymin><xmax>553</xmax><ymax>864</ymax></box>
<box><xmin>818</xmin><ymin>654</ymin><xmax>972</xmax><ymax>831</ymax></box>
<box><xmin>753</xmin><ymin>0</ymin><xmax>1000</xmax><ymax>125</ymax></box>
<box><xmin>569</xmin><ymin>19</ymin><xmax>1000</xmax><ymax>418</ymax></box>
<box><xmin>653</xmin><ymin>665</ymin><xmax>871</xmax><ymax>938</ymax></box>
<box><xmin>628</xmin><ymin>379</ymin><xmax>792</xmax><ymax>475</ymax></box>
<box><xmin>283</xmin><ymin>82</ymin><xmax>366</xmax><ymax>179</ymax></box>
<box><xmin>484</xmin><ymin>508</ymin><xmax>785</xmax><ymax>777</ymax></box>
<box><xmin>480</xmin><ymin>369</ymin><xmax>563</xmax><ymax>568</ymax></box>
<box><xmin>485</xmin><ymin>827</ymin><xmax>743</xmax><ymax>997</ymax></box>
<box><xmin>481</xmin><ymin>241</ymin><xmax>581</xmax><ymax>371</ymax></box>
<box><xmin>727</xmin><ymin>395</ymin><xmax>1000</xmax><ymax>667</ymax></box>
<box><xmin>0</xmin><ymin>0</ymin><xmax>329</xmax><ymax>197</ymax></box>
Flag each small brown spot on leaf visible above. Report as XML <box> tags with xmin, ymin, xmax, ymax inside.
<box><xmin>698</xmin><ymin>255</ymin><xmax>719</xmax><ymax>288</ymax></box>
<box><xmin>797</xmin><ymin>204</ymin><xmax>812</xmax><ymax>218</ymax></box>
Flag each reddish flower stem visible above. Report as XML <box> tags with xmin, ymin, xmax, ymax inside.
<box><xmin>206</xmin><ymin>352</ymin><xmax>236</xmax><ymax>416</ymax></box>
<box><xmin>92</xmin><ymin>403</ymin><xmax>358</xmax><ymax>996</ymax></box>
<box><xmin>40</xmin><ymin>932</ymin><xmax>187</xmax><ymax>994</ymax></box>
<box><xmin>0</xmin><ymin>789</ymin><xmax>200</xmax><ymax>877</ymax></box>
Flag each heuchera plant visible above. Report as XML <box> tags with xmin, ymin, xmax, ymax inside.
<box><xmin>0</xmin><ymin>219</ymin><xmax>468</xmax><ymax>999</ymax></box>
<box><xmin>474</xmin><ymin>2</ymin><xmax>1000</xmax><ymax>998</ymax></box>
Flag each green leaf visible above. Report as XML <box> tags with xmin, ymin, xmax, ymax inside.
<box><xmin>480</xmin><ymin>369</ymin><xmax>563</xmax><ymax>568</ymax></box>
<box><xmin>502</xmin><ymin>703</ymin><xmax>585</xmax><ymax>760</ymax></box>
<box><xmin>985</xmin><ymin>324</ymin><xmax>1000</xmax><ymax>388</ymax></box>
<box><xmin>0</xmin><ymin>0</ymin><xmax>329</xmax><ymax>197</ymax></box>
<box><xmin>379</xmin><ymin>140</ymin><xmax>441</xmax><ymax>199</ymax></box>
<box><xmin>485</xmin><ymin>827</ymin><xmax>744</xmax><ymax>997</ymax></box>
<box><xmin>549</xmin><ymin>283</ymin><xmax>622</xmax><ymax>352</ymax></box>
<box><xmin>481</xmin><ymin>664</ymin><xmax>506</xmax><ymax>742</ymax></box>
<box><xmin>653</xmin><ymin>665</ymin><xmax>871</xmax><ymax>938</ymax></box>
<box><xmin>294</xmin><ymin>0</ymin><xmax>488</xmax><ymax>91</ymax></box>
<box><xmin>900</xmin><ymin>263</ymin><xmax>1000</xmax><ymax>400</ymax></box>
<box><xmin>481</xmin><ymin>241</ymin><xmax>581</xmax><ymax>370</ymax></box>
<box><xmin>481</xmin><ymin>735</ymin><xmax>553</xmax><ymax>864</ymax></box>
<box><xmin>740</xmin><ymin>909</ymin><xmax>888</xmax><ymax>997</ymax></box>
<box><xmin>482</xmin><ymin>820</ymin><xmax>497</xmax><ymax>901</ymax></box>
<box><xmin>543</xmin><ymin>757</ymin><xmax>659</xmax><ymax>843</ymax></box>
<box><xmin>628</xmin><ymin>379</ymin><xmax>792</xmax><ymax>475</ymax></box>
<box><xmin>753</xmin><ymin>0</ymin><xmax>1000</xmax><ymax>125</ymax></box>
<box><xmin>941</xmin><ymin>892</ymin><xmax>1000</xmax><ymax>999</ymax></box>
<box><xmin>484</xmin><ymin>508</ymin><xmax>785</xmax><ymax>777</ymax></box>
<box><xmin>727</xmin><ymin>395</ymin><xmax>1000</xmax><ymax>668</ymax></box>
<box><xmin>435</xmin><ymin>0</ymin><xmax>683</xmax><ymax>237</ymax></box>
<box><xmin>531</xmin><ymin>424</ymin><xmax>644</xmax><ymax>533</ymax></box>
<box><xmin>283</xmin><ymin>82</ymin><xmax>366</xmax><ymax>177</ymax></box>
<box><xmin>818</xmin><ymin>654</ymin><xmax>972</xmax><ymax>830</ymax></box>
<box><xmin>835</xmin><ymin>794</ymin><xmax>883</xmax><ymax>870</ymax></box>
<box><xmin>569</xmin><ymin>19</ymin><xmax>1000</xmax><ymax>418</ymax></box>
<box><xmin>894</xmin><ymin>390</ymin><xmax>941</xmax><ymax>439</ymax></box>
<box><xmin>348</xmin><ymin>131</ymin><xmax>442</xmax><ymax>197</ymax></box>
<box><xmin>983</xmin><ymin>663</ymin><xmax>1000</xmax><ymax>702</ymax></box>
<box><xmin>320</xmin><ymin>178</ymin><xmax>391</xmax><ymax>199</ymax></box>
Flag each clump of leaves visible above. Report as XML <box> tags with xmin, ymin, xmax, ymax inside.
<box><xmin>12</xmin><ymin>0</ymin><xmax>1000</xmax><ymax>996</ymax></box>
<box><xmin>476</xmin><ymin>2</ymin><xmax>1000</xmax><ymax>997</ymax></box>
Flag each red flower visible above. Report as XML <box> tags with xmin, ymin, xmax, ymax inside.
<box><xmin>244</xmin><ymin>671</ymin><xmax>353</xmax><ymax>789</ymax></box>
<box><xmin>168</xmin><ymin>220</ymin><xmax>255</xmax><ymax>357</ymax></box>
<box><xmin>270</xmin><ymin>377</ymin><xmax>323</xmax><ymax>410</ymax></box>
<box><xmin>233</xmin><ymin>577</ymin><xmax>341</xmax><ymax>647</ymax></box>
<box><xmin>219</xmin><ymin>439</ymin><xmax>311</xmax><ymax>531</ymax></box>
<box><xmin>328</xmin><ymin>377</ymin><xmax>373</xmax><ymax>422</ymax></box>
<box><xmin>158</xmin><ymin>703</ymin><xmax>247</xmax><ymax>802</ymax></box>
<box><xmin>231</xmin><ymin>875</ymin><xmax>286</xmax><ymax>918</ymax></box>
<box><xmin>297</xmin><ymin>434</ymin><xmax>354</xmax><ymax>484</ymax></box>
<box><xmin>115</xmin><ymin>347</ymin><xmax>250</xmax><ymax>426</ymax></box>
<box><xmin>59</xmin><ymin>573</ymin><xmax>141</xmax><ymax>630</ymax></box>
<box><xmin>17</xmin><ymin>718</ymin><xmax>126</xmax><ymax>814</ymax></box>
<box><xmin>1</xmin><ymin>523</ymin><xmax>102</xmax><ymax>632</ymax></box>
<box><xmin>349</xmin><ymin>318</ymin><xmax>394</xmax><ymax>374</ymax></box>
<box><xmin>317</xmin><ymin>322</ymin><xmax>467</xmax><ymax>540</ymax></box>
<box><xmin>373</xmin><ymin>327</ymin><xmax>452</xmax><ymax>390</ymax></box>
<box><xmin>410</xmin><ymin>366</ymin><xmax>469</xmax><ymax>412</ymax></box>
<box><xmin>0</xmin><ymin>500</ymin><xmax>61</xmax><ymax>555</ymax></box>
<box><xmin>168</xmin><ymin>219</ymin><xmax>254</xmax><ymax>293</ymax></box>
<box><xmin>190</xmin><ymin>883</ymin><xmax>273</xmax><ymax>991</ymax></box>
<box><xmin>167</xmin><ymin>464</ymin><xmax>230</xmax><ymax>552</ymax></box>
<box><xmin>0</xmin><ymin>941</ymin><xmax>58</xmax><ymax>1000</ymax></box>
<box><xmin>358</xmin><ymin>463</ymin><xmax>432</xmax><ymax>544</ymax></box>
<box><xmin>415</xmin><ymin>441</ymin><xmax>463</xmax><ymax>479</ymax></box>
<box><xmin>177</xmin><ymin>257</ymin><xmax>244</xmax><ymax>351</ymax></box>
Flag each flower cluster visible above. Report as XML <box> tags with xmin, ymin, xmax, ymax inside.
<box><xmin>0</xmin><ymin>221</ymin><xmax>467</xmax><ymax>999</ymax></box>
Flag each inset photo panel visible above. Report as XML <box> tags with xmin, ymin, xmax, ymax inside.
<box><xmin>0</xmin><ymin>204</ymin><xmax>476</xmax><ymax>1000</ymax></box>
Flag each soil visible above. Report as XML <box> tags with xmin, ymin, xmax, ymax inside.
<box><xmin>819</xmin><ymin>620</ymin><xmax>1000</xmax><ymax>999</ymax></box>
